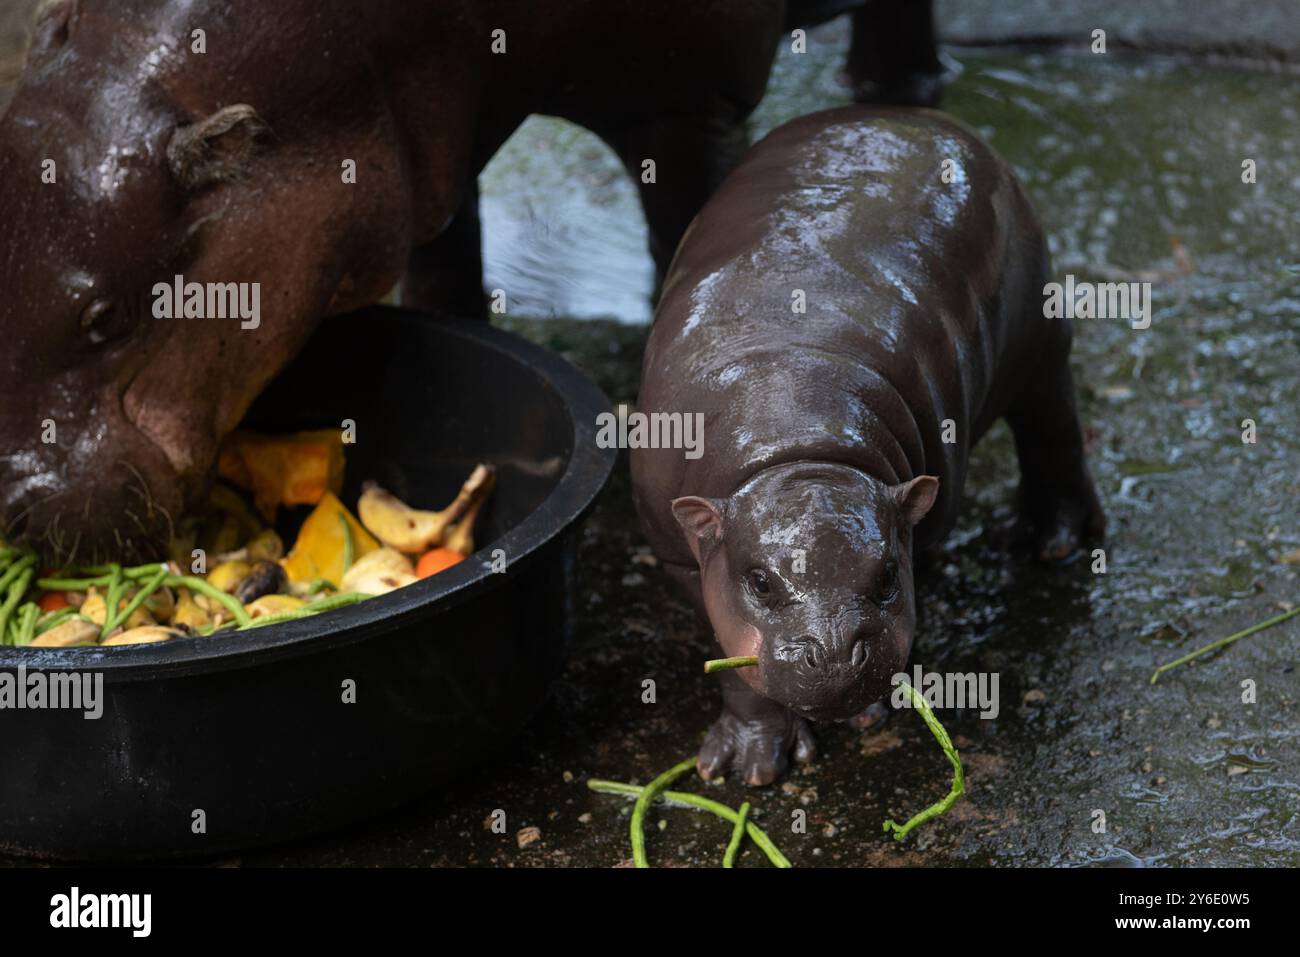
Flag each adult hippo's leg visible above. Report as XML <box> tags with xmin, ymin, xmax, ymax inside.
<box><xmin>591</xmin><ymin>99</ymin><xmax>751</xmax><ymax>282</ymax></box>
<box><xmin>845</xmin><ymin>0</ymin><xmax>944</xmax><ymax>107</ymax></box>
<box><xmin>398</xmin><ymin>181</ymin><xmax>488</xmax><ymax>318</ymax></box>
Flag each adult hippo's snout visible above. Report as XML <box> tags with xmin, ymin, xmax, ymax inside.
<box><xmin>0</xmin><ymin>390</ymin><xmax>184</xmax><ymax>563</ymax></box>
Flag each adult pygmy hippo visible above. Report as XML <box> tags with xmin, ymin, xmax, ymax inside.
<box><xmin>631</xmin><ymin>106</ymin><xmax>1105</xmax><ymax>785</ymax></box>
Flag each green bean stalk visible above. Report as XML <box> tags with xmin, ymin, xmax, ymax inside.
<box><xmin>882</xmin><ymin>681</ymin><xmax>966</xmax><ymax>841</ymax></box>
<box><xmin>1150</xmin><ymin>606</ymin><xmax>1300</xmax><ymax>684</ymax></box>
<box><xmin>588</xmin><ymin>758</ymin><xmax>792</xmax><ymax>868</ymax></box>
<box><xmin>703</xmin><ymin>655</ymin><xmax>758</xmax><ymax>674</ymax></box>
<box><xmin>723</xmin><ymin>802</ymin><xmax>752</xmax><ymax>868</ymax></box>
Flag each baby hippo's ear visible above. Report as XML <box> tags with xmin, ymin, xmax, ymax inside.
<box><xmin>670</xmin><ymin>496</ymin><xmax>726</xmax><ymax>565</ymax></box>
<box><xmin>893</xmin><ymin>475</ymin><xmax>940</xmax><ymax>526</ymax></box>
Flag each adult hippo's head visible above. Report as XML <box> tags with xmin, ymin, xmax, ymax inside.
<box><xmin>0</xmin><ymin>0</ymin><xmax>408</xmax><ymax>561</ymax></box>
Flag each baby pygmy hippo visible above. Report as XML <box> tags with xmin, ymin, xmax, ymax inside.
<box><xmin>631</xmin><ymin>106</ymin><xmax>1104</xmax><ymax>785</ymax></box>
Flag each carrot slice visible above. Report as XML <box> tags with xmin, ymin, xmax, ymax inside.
<box><xmin>415</xmin><ymin>548</ymin><xmax>465</xmax><ymax>579</ymax></box>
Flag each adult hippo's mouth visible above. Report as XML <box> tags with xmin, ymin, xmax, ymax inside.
<box><xmin>0</xmin><ymin>374</ymin><xmax>195</xmax><ymax>565</ymax></box>
<box><xmin>1</xmin><ymin>465</ymin><xmax>181</xmax><ymax>567</ymax></box>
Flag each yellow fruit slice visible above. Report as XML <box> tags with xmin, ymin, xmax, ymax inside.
<box><xmin>280</xmin><ymin>492</ymin><xmax>379</xmax><ymax>586</ymax></box>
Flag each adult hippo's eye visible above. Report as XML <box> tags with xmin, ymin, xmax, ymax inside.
<box><xmin>747</xmin><ymin>568</ymin><xmax>772</xmax><ymax>600</ymax></box>
<box><xmin>79</xmin><ymin>298</ymin><xmax>128</xmax><ymax>344</ymax></box>
<box><xmin>876</xmin><ymin>563</ymin><xmax>901</xmax><ymax>605</ymax></box>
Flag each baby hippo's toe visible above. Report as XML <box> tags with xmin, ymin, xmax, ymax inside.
<box><xmin>698</xmin><ymin>710</ymin><xmax>817</xmax><ymax>787</ymax></box>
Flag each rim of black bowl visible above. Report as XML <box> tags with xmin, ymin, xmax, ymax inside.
<box><xmin>0</xmin><ymin>314</ymin><xmax>615</xmax><ymax>681</ymax></box>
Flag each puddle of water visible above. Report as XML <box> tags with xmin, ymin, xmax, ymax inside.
<box><xmin>480</xmin><ymin>119</ymin><xmax>653</xmax><ymax>321</ymax></box>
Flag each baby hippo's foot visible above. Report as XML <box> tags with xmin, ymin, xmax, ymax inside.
<box><xmin>1021</xmin><ymin>482</ymin><xmax>1106</xmax><ymax>563</ymax></box>
<box><xmin>698</xmin><ymin>708</ymin><xmax>816</xmax><ymax>787</ymax></box>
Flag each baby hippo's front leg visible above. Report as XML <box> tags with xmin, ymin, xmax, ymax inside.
<box><xmin>699</xmin><ymin>671</ymin><xmax>818</xmax><ymax>786</ymax></box>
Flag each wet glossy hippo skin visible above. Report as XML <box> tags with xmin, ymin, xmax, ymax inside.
<box><xmin>0</xmin><ymin>0</ymin><xmax>790</xmax><ymax>561</ymax></box>
<box><xmin>631</xmin><ymin>105</ymin><xmax>1105</xmax><ymax>785</ymax></box>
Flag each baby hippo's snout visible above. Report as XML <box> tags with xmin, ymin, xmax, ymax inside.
<box><xmin>765</xmin><ymin>621</ymin><xmax>898</xmax><ymax>723</ymax></box>
<box><xmin>785</xmin><ymin>627</ymin><xmax>869</xmax><ymax>672</ymax></box>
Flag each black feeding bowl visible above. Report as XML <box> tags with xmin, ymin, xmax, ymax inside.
<box><xmin>0</xmin><ymin>306</ymin><xmax>615</xmax><ymax>860</ymax></box>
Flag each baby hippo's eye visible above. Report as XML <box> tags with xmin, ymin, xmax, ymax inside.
<box><xmin>747</xmin><ymin>568</ymin><xmax>772</xmax><ymax>599</ymax></box>
<box><xmin>79</xmin><ymin>298</ymin><xmax>129</xmax><ymax>344</ymax></box>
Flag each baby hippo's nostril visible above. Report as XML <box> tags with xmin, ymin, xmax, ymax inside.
<box><xmin>803</xmin><ymin>643</ymin><xmax>821</xmax><ymax>670</ymax></box>
<box><xmin>851</xmin><ymin>635</ymin><xmax>869</xmax><ymax>669</ymax></box>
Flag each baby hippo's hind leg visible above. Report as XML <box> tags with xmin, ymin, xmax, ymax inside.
<box><xmin>1005</xmin><ymin>341</ymin><xmax>1106</xmax><ymax>563</ymax></box>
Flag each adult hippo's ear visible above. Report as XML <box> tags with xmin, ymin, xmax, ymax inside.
<box><xmin>892</xmin><ymin>475</ymin><xmax>940</xmax><ymax>527</ymax></box>
<box><xmin>166</xmin><ymin>104</ymin><xmax>269</xmax><ymax>191</ymax></box>
<box><xmin>670</xmin><ymin>496</ymin><xmax>727</xmax><ymax>565</ymax></box>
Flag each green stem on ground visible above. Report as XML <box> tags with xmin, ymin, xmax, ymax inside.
<box><xmin>882</xmin><ymin>681</ymin><xmax>966</xmax><ymax>842</ymax></box>
<box><xmin>723</xmin><ymin>801</ymin><xmax>751</xmax><ymax>868</ymax></box>
<box><xmin>703</xmin><ymin>655</ymin><xmax>759</xmax><ymax>674</ymax></box>
<box><xmin>587</xmin><ymin>777</ymin><xmax>791</xmax><ymax>868</ymax></box>
<box><xmin>630</xmin><ymin>755</ymin><xmax>698</xmax><ymax>868</ymax></box>
<box><xmin>1149</xmin><ymin>606</ymin><xmax>1300</xmax><ymax>685</ymax></box>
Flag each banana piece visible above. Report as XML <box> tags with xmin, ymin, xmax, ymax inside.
<box><xmin>443</xmin><ymin>468</ymin><xmax>495</xmax><ymax>555</ymax></box>
<box><xmin>358</xmin><ymin>465</ymin><xmax>494</xmax><ymax>553</ymax></box>
<box><xmin>28</xmin><ymin>619</ymin><xmax>99</xmax><ymax>648</ymax></box>
<box><xmin>245</xmin><ymin>594</ymin><xmax>306</xmax><ymax>618</ymax></box>
<box><xmin>101</xmin><ymin>626</ymin><xmax>184</xmax><ymax>646</ymax></box>
<box><xmin>340</xmin><ymin>547</ymin><xmax>417</xmax><ymax>595</ymax></box>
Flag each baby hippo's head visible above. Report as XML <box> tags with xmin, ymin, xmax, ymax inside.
<box><xmin>672</xmin><ymin>463</ymin><xmax>938</xmax><ymax>722</ymax></box>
